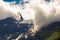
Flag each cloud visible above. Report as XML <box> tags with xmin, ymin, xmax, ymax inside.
<box><xmin>22</xmin><ymin>0</ymin><xmax>60</xmax><ymax>36</ymax></box>
<box><xmin>0</xmin><ymin>0</ymin><xmax>22</xmax><ymax>21</ymax></box>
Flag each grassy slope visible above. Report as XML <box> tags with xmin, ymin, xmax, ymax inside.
<box><xmin>47</xmin><ymin>27</ymin><xmax>60</xmax><ymax>40</ymax></box>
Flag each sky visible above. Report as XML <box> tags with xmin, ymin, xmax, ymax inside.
<box><xmin>3</xmin><ymin>0</ymin><xmax>50</xmax><ymax>4</ymax></box>
<box><xmin>3</xmin><ymin>0</ymin><xmax>24</xmax><ymax>4</ymax></box>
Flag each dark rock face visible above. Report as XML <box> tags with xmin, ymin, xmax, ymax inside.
<box><xmin>0</xmin><ymin>17</ymin><xmax>34</xmax><ymax>40</ymax></box>
<box><xmin>34</xmin><ymin>21</ymin><xmax>60</xmax><ymax>40</ymax></box>
<box><xmin>0</xmin><ymin>18</ymin><xmax>60</xmax><ymax>40</ymax></box>
<box><xmin>0</xmin><ymin>17</ymin><xmax>17</xmax><ymax>24</ymax></box>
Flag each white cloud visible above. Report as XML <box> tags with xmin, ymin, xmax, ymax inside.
<box><xmin>0</xmin><ymin>0</ymin><xmax>35</xmax><ymax>20</ymax></box>
<box><xmin>20</xmin><ymin>8</ymin><xmax>35</xmax><ymax>20</ymax></box>
<box><xmin>0</xmin><ymin>0</ymin><xmax>22</xmax><ymax>21</ymax></box>
<box><xmin>22</xmin><ymin>0</ymin><xmax>60</xmax><ymax>36</ymax></box>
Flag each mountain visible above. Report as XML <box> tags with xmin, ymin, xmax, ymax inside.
<box><xmin>0</xmin><ymin>17</ymin><xmax>34</xmax><ymax>40</ymax></box>
<box><xmin>0</xmin><ymin>17</ymin><xmax>60</xmax><ymax>40</ymax></box>
<box><xmin>34</xmin><ymin>21</ymin><xmax>60</xmax><ymax>40</ymax></box>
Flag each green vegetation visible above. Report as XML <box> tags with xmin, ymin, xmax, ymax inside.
<box><xmin>47</xmin><ymin>27</ymin><xmax>60</xmax><ymax>40</ymax></box>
